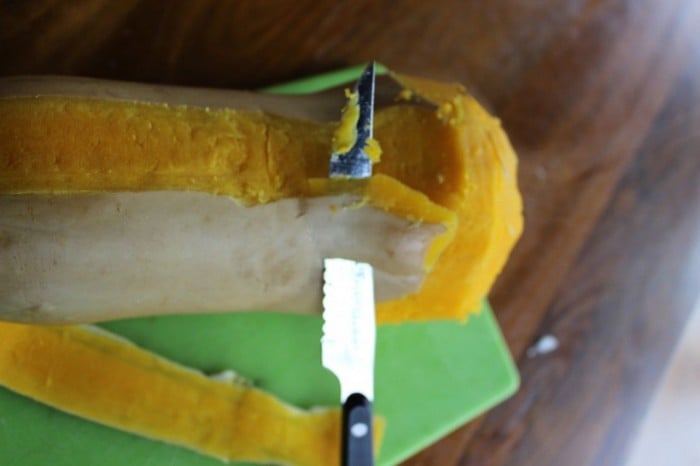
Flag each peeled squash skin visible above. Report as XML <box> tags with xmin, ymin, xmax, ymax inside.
<box><xmin>0</xmin><ymin>73</ymin><xmax>522</xmax><ymax>323</ymax></box>
<box><xmin>0</xmin><ymin>321</ymin><xmax>384</xmax><ymax>465</ymax></box>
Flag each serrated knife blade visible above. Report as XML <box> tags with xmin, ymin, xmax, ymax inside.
<box><xmin>322</xmin><ymin>258</ymin><xmax>376</xmax><ymax>466</ymax></box>
<box><xmin>322</xmin><ymin>258</ymin><xmax>376</xmax><ymax>402</ymax></box>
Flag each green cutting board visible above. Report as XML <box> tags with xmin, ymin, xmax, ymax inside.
<box><xmin>0</xmin><ymin>66</ymin><xmax>519</xmax><ymax>466</ymax></box>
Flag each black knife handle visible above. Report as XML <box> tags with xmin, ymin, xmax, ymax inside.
<box><xmin>342</xmin><ymin>393</ymin><xmax>374</xmax><ymax>466</ymax></box>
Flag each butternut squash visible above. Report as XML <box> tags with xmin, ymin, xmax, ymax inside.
<box><xmin>0</xmin><ymin>71</ymin><xmax>522</xmax><ymax>323</ymax></box>
<box><xmin>0</xmin><ymin>321</ymin><xmax>384</xmax><ymax>465</ymax></box>
<box><xmin>0</xmin><ymin>70</ymin><xmax>523</xmax><ymax>465</ymax></box>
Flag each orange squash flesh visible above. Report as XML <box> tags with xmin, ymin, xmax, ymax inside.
<box><xmin>0</xmin><ymin>321</ymin><xmax>384</xmax><ymax>465</ymax></box>
<box><xmin>0</xmin><ymin>97</ymin><xmax>327</xmax><ymax>203</ymax></box>
<box><xmin>373</xmin><ymin>95</ymin><xmax>522</xmax><ymax>321</ymax></box>
<box><xmin>0</xmin><ymin>75</ymin><xmax>522</xmax><ymax>323</ymax></box>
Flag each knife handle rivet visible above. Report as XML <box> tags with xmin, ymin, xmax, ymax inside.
<box><xmin>350</xmin><ymin>422</ymin><xmax>369</xmax><ymax>438</ymax></box>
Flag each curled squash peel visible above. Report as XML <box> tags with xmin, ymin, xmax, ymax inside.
<box><xmin>0</xmin><ymin>321</ymin><xmax>384</xmax><ymax>465</ymax></box>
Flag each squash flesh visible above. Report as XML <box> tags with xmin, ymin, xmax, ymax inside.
<box><xmin>372</xmin><ymin>98</ymin><xmax>522</xmax><ymax>321</ymax></box>
<box><xmin>0</xmin><ymin>97</ymin><xmax>327</xmax><ymax>203</ymax></box>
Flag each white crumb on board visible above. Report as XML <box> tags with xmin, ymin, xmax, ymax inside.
<box><xmin>208</xmin><ymin>369</ymin><xmax>248</xmax><ymax>385</ymax></box>
<box><xmin>527</xmin><ymin>334</ymin><xmax>559</xmax><ymax>357</ymax></box>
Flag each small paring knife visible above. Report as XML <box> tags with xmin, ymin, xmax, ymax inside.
<box><xmin>322</xmin><ymin>62</ymin><xmax>377</xmax><ymax>466</ymax></box>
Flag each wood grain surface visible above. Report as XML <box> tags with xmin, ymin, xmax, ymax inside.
<box><xmin>2</xmin><ymin>1</ymin><xmax>700</xmax><ymax>465</ymax></box>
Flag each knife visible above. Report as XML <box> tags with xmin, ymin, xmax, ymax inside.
<box><xmin>322</xmin><ymin>61</ymin><xmax>377</xmax><ymax>466</ymax></box>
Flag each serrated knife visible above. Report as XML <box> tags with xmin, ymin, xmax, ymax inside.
<box><xmin>322</xmin><ymin>61</ymin><xmax>377</xmax><ymax>466</ymax></box>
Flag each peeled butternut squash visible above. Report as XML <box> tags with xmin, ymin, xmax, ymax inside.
<box><xmin>0</xmin><ymin>72</ymin><xmax>522</xmax><ymax>323</ymax></box>
<box><xmin>0</xmin><ymin>70</ymin><xmax>523</xmax><ymax>466</ymax></box>
<box><xmin>0</xmin><ymin>321</ymin><xmax>384</xmax><ymax>465</ymax></box>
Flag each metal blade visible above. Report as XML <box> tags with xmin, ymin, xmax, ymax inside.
<box><xmin>322</xmin><ymin>258</ymin><xmax>376</xmax><ymax>402</ymax></box>
<box><xmin>329</xmin><ymin>61</ymin><xmax>376</xmax><ymax>179</ymax></box>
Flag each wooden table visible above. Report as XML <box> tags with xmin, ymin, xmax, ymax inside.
<box><xmin>2</xmin><ymin>1</ymin><xmax>700</xmax><ymax>464</ymax></box>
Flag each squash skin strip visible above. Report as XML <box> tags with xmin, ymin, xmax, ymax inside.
<box><xmin>0</xmin><ymin>322</ymin><xmax>384</xmax><ymax>466</ymax></box>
